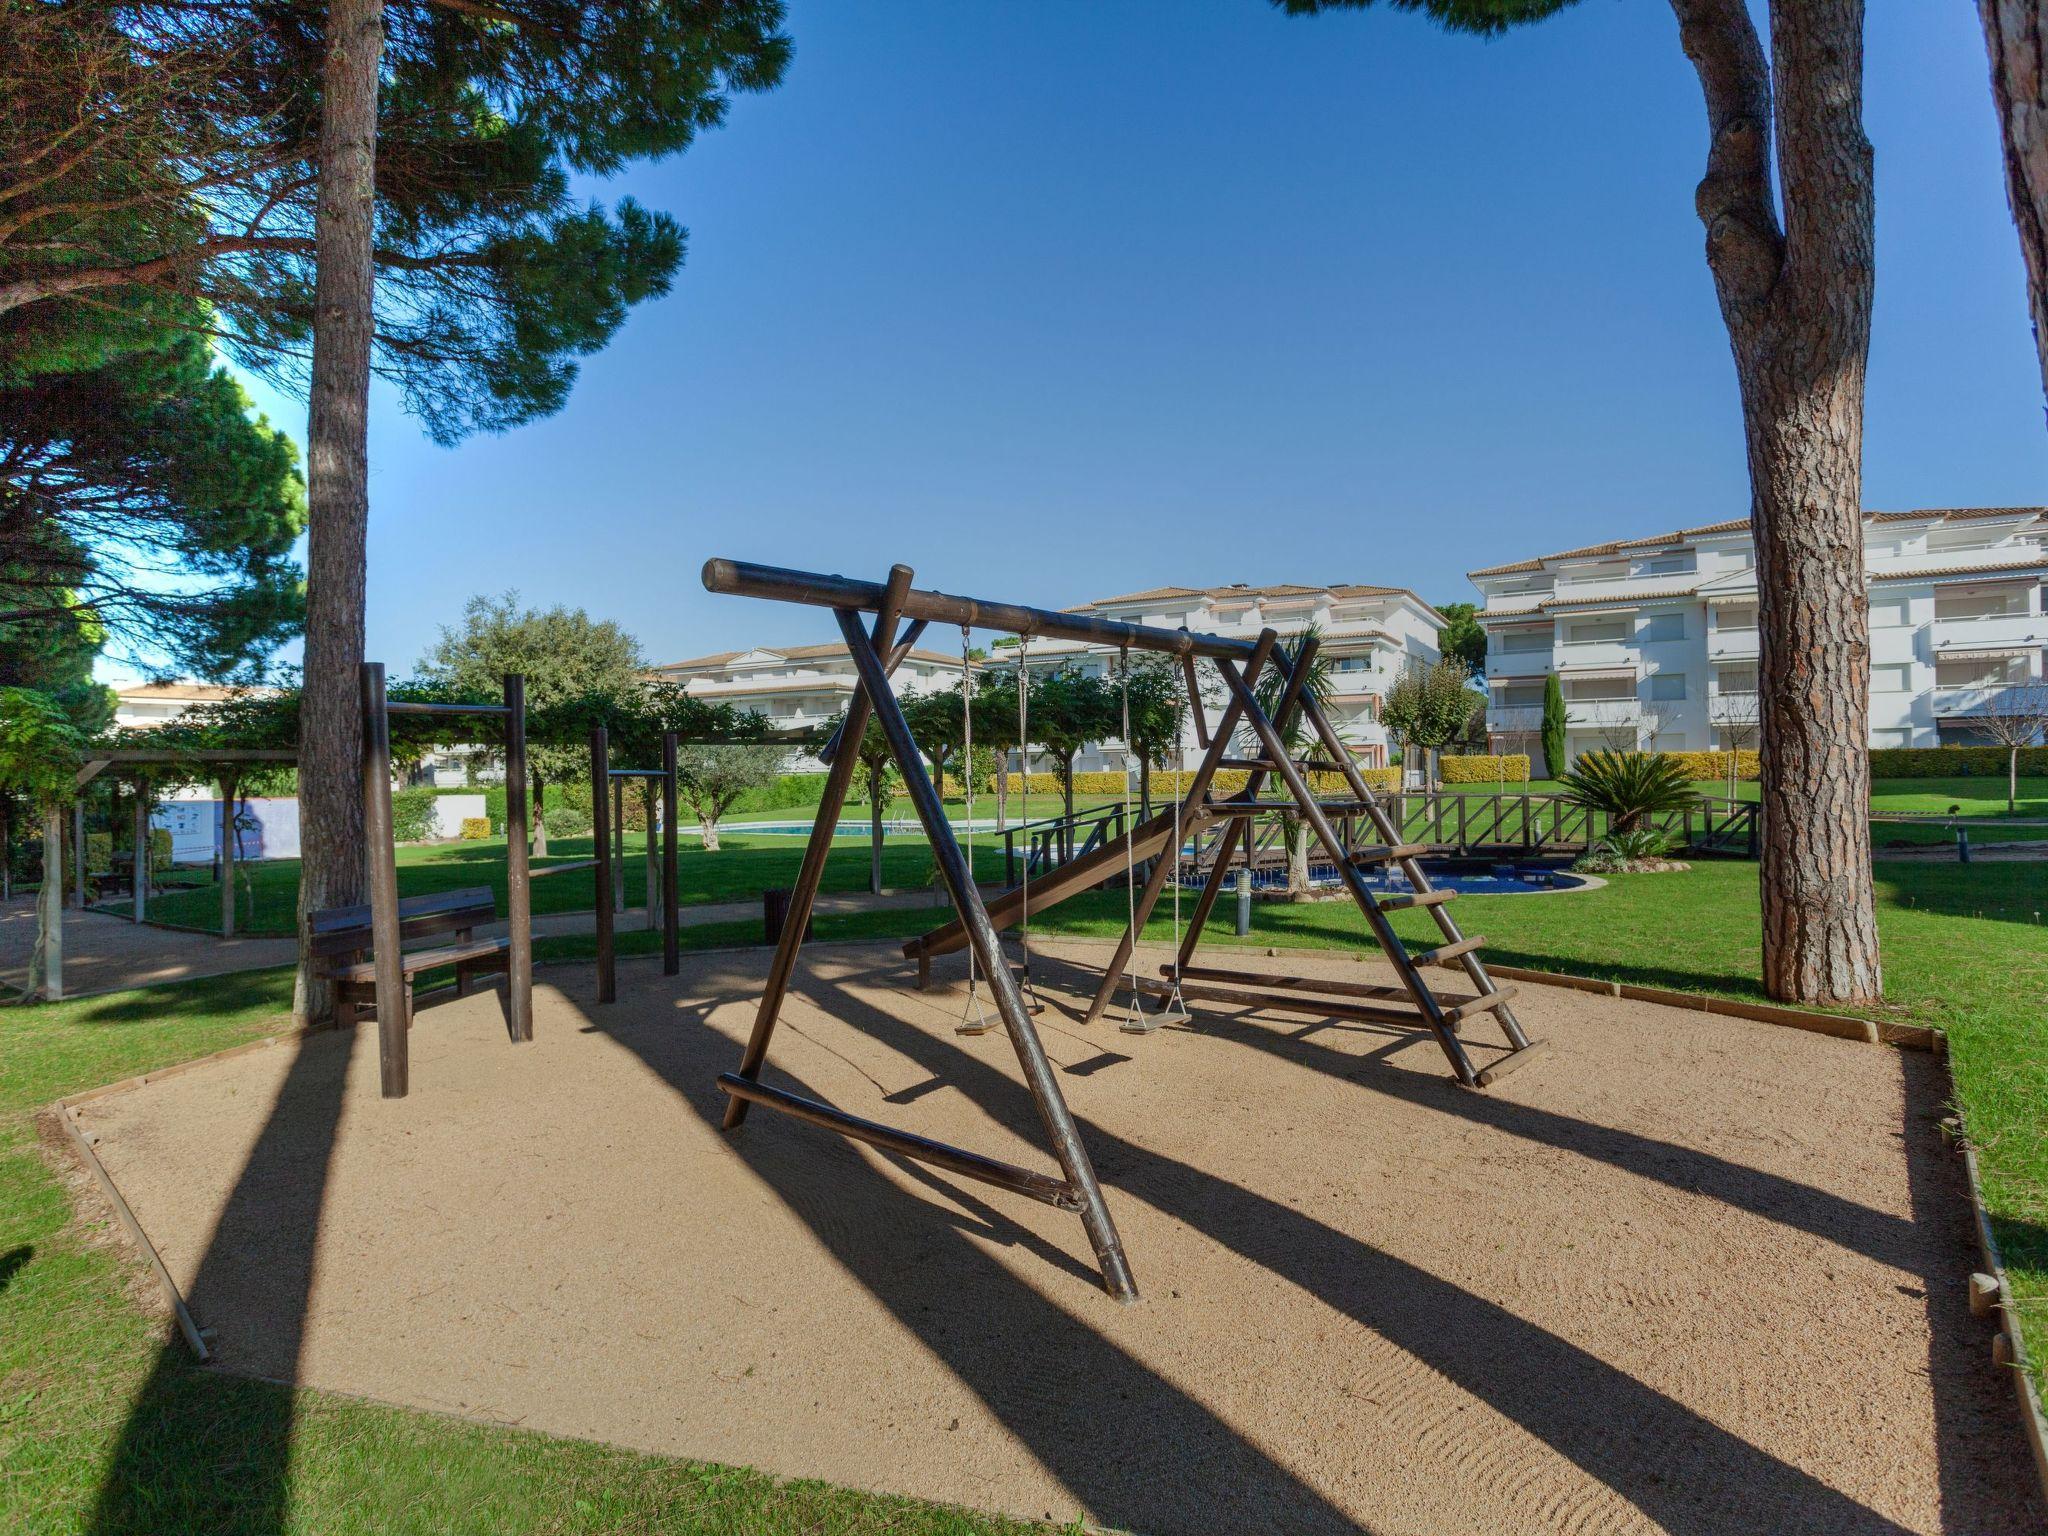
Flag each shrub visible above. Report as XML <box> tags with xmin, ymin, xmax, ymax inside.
<box><xmin>459</xmin><ymin>817</ymin><xmax>492</xmax><ymax>840</ymax></box>
<box><xmin>1557</xmin><ymin>751</ymin><xmax>1701</xmax><ymax>832</ymax></box>
<box><xmin>148</xmin><ymin>827</ymin><xmax>172</xmax><ymax>873</ymax></box>
<box><xmin>1440</xmin><ymin>754</ymin><xmax>1530</xmax><ymax>785</ymax></box>
<box><xmin>1574</xmin><ymin>827</ymin><xmax>1682</xmax><ymax>874</ymax></box>
<box><xmin>1662</xmin><ymin>749</ymin><xmax>1761</xmax><ymax>782</ymax></box>
<box><xmin>86</xmin><ymin>831</ymin><xmax>113</xmax><ymax>872</ymax></box>
<box><xmin>390</xmin><ymin>787</ymin><xmax>441</xmax><ymax>843</ymax></box>
<box><xmin>1869</xmin><ymin>745</ymin><xmax>2048</xmax><ymax>779</ymax></box>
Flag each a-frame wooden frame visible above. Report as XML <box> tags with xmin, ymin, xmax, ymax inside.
<box><xmin>707</xmin><ymin>562</ymin><xmax>1141</xmax><ymax>1302</ymax></box>
<box><xmin>901</xmin><ymin>637</ymin><xmax>1548</xmax><ymax>1090</ymax></box>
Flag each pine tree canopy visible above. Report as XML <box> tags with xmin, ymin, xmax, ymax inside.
<box><xmin>1</xmin><ymin>323</ymin><xmax>306</xmax><ymax>680</ymax></box>
<box><xmin>0</xmin><ymin>1</ymin><xmax>792</xmax><ymax>442</ymax></box>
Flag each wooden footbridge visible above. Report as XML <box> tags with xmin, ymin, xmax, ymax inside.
<box><xmin>998</xmin><ymin>789</ymin><xmax>1759</xmax><ymax>886</ymax></box>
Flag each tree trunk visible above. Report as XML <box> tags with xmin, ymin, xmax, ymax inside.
<box><xmin>1980</xmin><ymin>0</ymin><xmax>2048</xmax><ymax>420</ymax></box>
<box><xmin>1061</xmin><ymin>756</ymin><xmax>1076</xmax><ymax>859</ymax></box>
<box><xmin>700</xmin><ymin>814</ymin><xmax>721</xmax><ymax>853</ymax></box>
<box><xmin>1139</xmin><ymin>757</ymin><xmax>1151</xmax><ymax>821</ymax></box>
<box><xmin>219</xmin><ymin>775</ymin><xmax>239</xmax><ymax>939</ymax></box>
<box><xmin>1287</xmin><ymin>821</ymin><xmax>1310</xmax><ymax>898</ymax></box>
<box><xmin>294</xmin><ymin>0</ymin><xmax>386</xmax><ymax>1026</ymax></box>
<box><xmin>1673</xmin><ymin>0</ymin><xmax>1882</xmax><ymax>1004</ymax></box>
<box><xmin>531</xmin><ymin>770</ymin><xmax>548</xmax><ymax>857</ymax></box>
<box><xmin>2012</xmin><ymin>743</ymin><xmax>2021</xmax><ymax>812</ymax></box>
<box><xmin>28</xmin><ymin>805</ymin><xmax>62</xmax><ymax>1000</ymax></box>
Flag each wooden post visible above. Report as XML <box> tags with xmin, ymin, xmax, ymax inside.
<box><xmin>721</xmin><ymin>568</ymin><xmax>912</xmax><ymax>1130</ymax></box>
<box><xmin>612</xmin><ymin>774</ymin><xmax>626</xmax><ymax>914</ymax></box>
<box><xmin>661</xmin><ymin>731</ymin><xmax>679</xmax><ymax>976</ymax></box>
<box><xmin>218</xmin><ymin>775</ymin><xmax>238</xmax><ymax>940</ymax></box>
<box><xmin>504</xmin><ymin>674</ymin><xmax>533</xmax><ymax>1043</ymax></box>
<box><xmin>362</xmin><ymin>664</ymin><xmax>409</xmax><ymax>1097</ymax></box>
<box><xmin>132</xmin><ymin>784</ymin><xmax>149</xmax><ymax>924</ymax></box>
<box><xmin>837</xmin><ymin>596</ymin><xmax>1139</xmax><ymax>1304</ymax></box>
<box><xmin>591</xmin><ymin>727</ymin><xmax>614</xmax><ymax>1004</ymax></box>
<box><xmin>40</xmin><ymin>804</ymin><xmax>63</xmax><ymax>1000</ymax></box>
<box><xmin>71</xmin><ymin>799</ymin><xmax>85</xmax><ymax>909</ymax></box>
<box><xmin>643</xmin><ymin>777</ymin><xmax>658</xmax><ymax>932</ymax></box>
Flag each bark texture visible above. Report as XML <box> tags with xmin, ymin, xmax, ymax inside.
<box><xmin>294</xmin><ymin>0</ymin><xmax>385</xmax><ymax>1023</ymax></box>
<box><xmin>1671</xmin><ymin>0</ymin><xmax>1882</xmax><ymax>1002</ymax></box>
<box><xmin>1980</xmin><ymin>0</ymin><xmax>2048</xmax><ymax>416</ymax></box>
<box><xmin>27</xmin><ymin>807</ymin><xmax>62</xmax><ymax>1000</ymax></box>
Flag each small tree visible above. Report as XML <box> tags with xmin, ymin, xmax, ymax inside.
<box><xmin>1488</xmin><ymin>706</ymin><xmax>1542</xmax><ymax>783</ymax></box>
<box><xmin>1381</xmin><ymin>658</ymin><xmax>1482</xmax><ymax>788</ymax></box>
<box><xmin>830</xmin><ymin>708</ymin><xmax>899</xmax><ymax>895</ymax></box>
<box><xmin>901</xmin><ymin>686</ymin><xmax>969</xmax><ymax>802</ymax></box>
<box><xmin>1027</xmin><ymin>668</ymin><xmax>1119</xmax><ymax>856</ymax></box>
<box><xmin>673</xmin><ymin>746</ymin><xmax>786</xmax><ymax>852</ymax></box>
<box><xmin>419</xmin><ymin>593</ymin><xmax>648</xmax><ymax>856</ymax></box>
<box><xmin>1251</xmin><ymin>635</ymin><xmax>1335</xmax><ymax>898</ymax></box>
<box><xmin>1714</xmin><ymin>687</ymin><xmax>1763</xmax><ymax>800</ymax></box>
<box><xmin>0</xmin><ymin>689</ymin><xmax>86</xmax><ymax>1000</ymax></box>
<box><xmin>1974</xmin><ymin>681</ymin><xmax>2048</xmax><ymax>813</ymax></box>
<box><xmin>1540</xmin><ymin>673</ymin><xmax>1568</xmax><ymax>779</ymax></box>
<box><xmin>1435</xmin><ymin>601</ymin><xmax>1487</xmax><ymax>672</ymax></box>
<box><xmin>1588</xmin><ymin>700</ymin><xmax>1643</xmax><ymax>755</ymax></box>
<box><xmin>1120</xmin><ymin>655</ymin><xmax>1187</xmax><ymax>820</ymax></box>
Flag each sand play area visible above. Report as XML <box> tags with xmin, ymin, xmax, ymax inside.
<box><xmin>71</xmin><ymin>938</ymin><xmax>2038</xmax><ymax>1533</ymax></box>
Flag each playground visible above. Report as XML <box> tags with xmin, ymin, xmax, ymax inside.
<box><xmin>68</xmin><ymin>938</ymin><xmax>2035</xmax><ymax>1534</ymax></box>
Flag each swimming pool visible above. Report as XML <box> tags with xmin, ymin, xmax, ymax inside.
<box><xmin>712</xmin><ymin>818</ymin><xmax>1004</xmax><ymax>838</ymax></box>
<box><xmin>1225</xmin><ymin>860</ymin><xmax>1590</xmax><ymax>896</ymax></box>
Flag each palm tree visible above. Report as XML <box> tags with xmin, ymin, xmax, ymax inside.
<box><xmin>1252</xmin><ymin>631</ymin><xmax>1335</xmax><ymax>899</ymax></box>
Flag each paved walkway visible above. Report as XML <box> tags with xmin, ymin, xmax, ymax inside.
<box><xmin>1</xmin><ymin>887</ymin><xmax>965</xmax><ymax>1001</ymax></box>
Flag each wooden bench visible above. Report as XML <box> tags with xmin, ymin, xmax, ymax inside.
<box><xmin>309</xmin><ymin>885</ymin><xmax>510</xmax><ymax>1029</ymax></box>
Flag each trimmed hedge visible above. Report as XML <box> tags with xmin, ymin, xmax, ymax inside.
<box><xmin>1870</xmin><ymin>745</ymin><xmax>2048</xmax><ymax>779</ymax></box>
<box><xmin>391</xmin><ymin>787</ymin><xmax>441</xmax><ymax>843</ymax></box>
<box><xmin>1152</xmin><ymin>767</ymin><xmax>1401</xmax><ymax>797</ymax></box>
<box><xmin>1664</xmin><ymin>749</ymin><xmax>1761</xmax><ymax>783</ymax></box>
<box><xmin>1441</xmin><ymin>754</ymin><xmax>1530</xmax><ymax>785</ymax></box>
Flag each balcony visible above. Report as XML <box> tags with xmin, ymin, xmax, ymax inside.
<box><xmin>1707</xmin><ymin>628</ymin><xmax>1759</xmax><ymax>661</ymax></box>
<box><xmin>1933</xmin><ymin>682</ymin><xmax>2045</xmax><ymax>718</ymax></box>
<box><xmin>1708</xmin><ymin>690</ymin><xmax>1762</xmax><ymax>726</ymax></box>
<box><xmin>1931</xmin><ymin>611</ymin><xmax>2047</xmax><ymax>655</ymax></box>
<box><xmin>1563</xmin><ymin>698</ymin><xmax>1640</xmax><ymax>727</ymax></box>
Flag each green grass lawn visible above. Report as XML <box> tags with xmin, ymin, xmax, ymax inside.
<box><xmin>14</xmin><ymin>843</ymin><xmax>2046</xmax><ymax>1531</ymax></box>
<box><xmin>126</xmin><ymin>828</ymin><xmax>1019</xmax><ymax>938</ymax></box>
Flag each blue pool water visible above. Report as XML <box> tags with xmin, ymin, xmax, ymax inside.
<box><xmin>1230</xmin><ymin>860</ymin><xmax>1587</xmax><ymax>895</ymax></box>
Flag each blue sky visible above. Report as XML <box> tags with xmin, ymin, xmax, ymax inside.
<box><xmin>220</xmin><ymin>0</ymin><xmax>2044</xmax><ymax>680</ymax></box>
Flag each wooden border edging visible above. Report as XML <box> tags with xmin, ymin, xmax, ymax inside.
<box><xmin>57</xmin><ymin>1097</ymin><xmax>209</xmax><ymax>1361</ymax></box>
<box><xmin>1479</xmin><ymin>963</ymin><xmax>1932</xmax><ymax>1049</ymax></box>
<box><xmin>1957</xmin><ymin>1126</ymin><xmax>2048</xmax><ymax>1508</ymax></box>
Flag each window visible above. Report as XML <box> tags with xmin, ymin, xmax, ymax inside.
<box><xmin>1565</xmin><ymin>619</ymin><xmax>1627</xmax><ymax>645</ymax></box>
<box><xmin>1640</xmin><ymin>612</ymin><xmax>1687</xmax><ymax>643</ymax></box>
<box><xmin>1500</xmin><ymin>629</ymin><xmax>1551</xmax><ymax>653</ymax></box>
<box><xmin>1330</xmin><ymin>655</ymin><xmax>1371</xmax><ymax>673</ymax></box>
<box><xmin>1935</xmin><ymin>587</ymin><xmax>2029</xmax><ymax>621</ymax></box>
<box><xmin>1564</xmin><ymin>676</ymin><xmax>1633</xmax><ymax>702</ymax></box>
<box><xmin>1937</xmin><ymin>656</ymin><xmax>2027</xmax><ymax>688</ymax></box>
<box><xmin>1717</xmin><ymin>605</ymin><xmax>1757</xmax><ymax>632</ymax></box>
<box><xmin>1495</xmin><ymin>683</ymin><xmax>1543</xmax><ymax>709</ymax></box>
<box><xmin>1717</xmin><ymin>664</ymin><xmax>1759</xmax><ymax>694</ymax></box>
<box><xmin>1871</xmin><ymin>663</ymin><xmax>1911</xmax><ymax>694</ymax></box>
<box><xmin>1648</xmin><ymin>672</ymin><xmax>1688</xmax><ymax>702</ymax></box>
<box><xmin>1868</xmin><ymin>594</ymin><xmax>1909</xmax><ymax>628</ymax></box>
<box><xmin>1634</xmin><ymin>553</ymin><xmax>1696</xmax><ymax>577</ymax></box>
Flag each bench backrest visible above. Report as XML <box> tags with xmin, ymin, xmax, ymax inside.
<box><xmin>307</xmin><ymin>885</ymin><xmax>497</xmax><ymax>957</ymax></box>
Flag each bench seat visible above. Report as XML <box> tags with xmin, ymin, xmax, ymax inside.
<box><xmin>325</xmin><ymin>936</ymin><xmax>509</xmax><ymax>985</ymax></box>
<box><xmin>308</xmin><ymin>884</ymin><xmax>506</xmax><ymax>1029</ymax></box>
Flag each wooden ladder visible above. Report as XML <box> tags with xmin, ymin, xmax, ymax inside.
<box><xmin>1186</xmin><ymin>642</ymin><xmax>1547</xmax><ymax>1089</ymax></box>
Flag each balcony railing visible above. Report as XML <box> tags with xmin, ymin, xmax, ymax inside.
<box><xmin>1563</xmin><ymin>699</ymin><xmax>1640</xmax><ymax>726</ymax></box>
<box><xmin>1931</xmin><ymin>612</ymin><xmax>2046</xmax><ymax>654</ymax></box>
<box><xmin>1708</xmin><ymin>691</ymin><xmax>1761</xmax><ymax>725</ymax></box>
<box><xmin>1707</xmin><ymin>628</ymin><xmax>1759</xmax><ymax>661</ymax></box>
<box><xmin>1933</xmin><ymin>682</ymin><xmax>2045</xmax><ymax>718</ymax></box>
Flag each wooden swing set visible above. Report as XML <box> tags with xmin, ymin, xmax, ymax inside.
<box><xmin>704</xmin><ymin>559</ymin><xmax>1546</xmax><ymax>1304</ymax></box>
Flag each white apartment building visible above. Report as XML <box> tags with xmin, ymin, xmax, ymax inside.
<box><xmin>1000</xmin><ymin>582</ymin><xmax>1447</xmax><ymax>772</ymax></box>
<box><xmin>110</xmin><ymin>681</ymin><xmax>248</xmax><ymax>732</ymax></box>
<box><xmin>1471</xmin><ymin>506</ymin><xmax>2048</xmax><ymax>770</ymax></box>
<box><xmin>650</xmin><ymin>641</ymin><xmax>968</xmax><ymax>767</ymax></box>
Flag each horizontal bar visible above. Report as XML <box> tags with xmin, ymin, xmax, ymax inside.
<box><xmin>715</xmin><ymin>1075</ymin><xmax>1083</xmax><ymax>1210</ymax></box>
<box><xmin>529</xmin><ymin>858</ymin><xmax>599</xmax><ymax>880</ymax></box>
<box><xmin>703</xmin><ymin>559</ymin><xmax>1259</xmax><ymax>661</ymax></box>
<box><xmin>1441</xmin><ymin>985</ymin><xmax>1520</xmax><ymax>1026</ymax></box>
<box><xmin>1134</xmin><ymin>977</ymin><xmax>1447</xmax><ymax>1032</ymax></box>
<box><xmin>1204</xmin><ymin>799</ymin><xmax>1383</xmax><ymax>818</ymax></box>
<box><xmin>384</xmin><ymin>701</ymin><xmax>511</xmax><ymax>717</ymax></box>
<box><xmin>84</xmin><ymin>748</ymin><xmax>297</xmax><ymax>763</ymax></box>
<box><xmin>606</xmin><ymin>768</ymin><xmax>668</xmax><ymax>778</ymax></box>
<box><xmin>1474</xmin><ymin>1038</ymin><xmax>1551</xmax><ymax>1088</ymax></box>
<box><xmin>1169</xmin><ymin>962</ymin><xmax>1476</xmax><ymax>1011</ymax></box>
<box><xmin>1213</xmin><ymin>756</ymin><xmax>1351</xmax><ymax>774</ymax></box>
